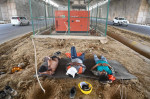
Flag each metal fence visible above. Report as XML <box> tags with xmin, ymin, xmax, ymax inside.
<box><xmin>29</xmin><ymin>0</ymin><xmax>110</xmax><ymax>36</ymax></box>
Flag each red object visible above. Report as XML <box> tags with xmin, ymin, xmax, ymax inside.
<box><xmin>65</xmin><ymin>52</ymin><xmax>82</xmax><ymax>58</ymax></box>
<box><xmin>78</xmin><ymin>67</ymin><xmax>83</xmax><ymax>74</ymax></box>
<box><xmin>11</xmin><ymin>67</ymin><xmax>22</xmax><ymax>73</ymax></box>
<box><xmin>108</xmin><ymin>75</ymin><xmax>116</xmax><ymax>81</ymax></box>
<box><xmin>17</xmin><ymin>17</ymin><xmax>20</xmax><ymax>21</ymax></box>
<box><xmin>55</xmin><ymin>11</ymin><xmax>90</xmax><ymax>32</ymax></box>
<box><xmin>67</xmin><ymin>66</ymin><xmax>71</xmax><ymax>70</ymax></box>
<box><xmin>67</xmin><ymin>65</ymin><xmax>83</xmax><ymax>74</ymax></box>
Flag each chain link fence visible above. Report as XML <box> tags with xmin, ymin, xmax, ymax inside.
<box><xmin>29</xmin><ymin>0</ymin><xmax>110</xmax><ymax>36</ymax></box>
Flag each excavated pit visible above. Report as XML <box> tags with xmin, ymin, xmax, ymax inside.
<box><xmin>0</xmin><ymin>27</ymin><xmax>150</xmax><ymax>99</ymax></box>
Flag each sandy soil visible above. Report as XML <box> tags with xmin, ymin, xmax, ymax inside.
<box><xmin>0</xmin><ymin>27</ymin><xmax>150</xmax><ymax>99</ymax></box>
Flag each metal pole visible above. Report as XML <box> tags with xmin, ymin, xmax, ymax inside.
<box><xmin>86</xmin><ymin>0</ymin><xmax>90</xmax><ymax>35</ymax></box>
<box><xmin>107</xmin><ymin>31</ymin><xmax>150</xmax><ymax>59</ymax></box>
<box><xmin>29</xmin><ymin>0</ymin><xmax>35</xmax><ymax>35</ymax></box>
<box><xmin>44</xmin><ymin>2</ymin><xmax>48</xmax><ymax>29</ymax></box>
<box><xmin>52</xmin><ymin>5</ymin><xmax>54</xmax><ymax>26</ymax></box>
<box><xmin>105</xmin><ymin>0</ymin><xmax>110</xmax><ymax>36</ymax></box>
<box><xmin>68</xmin><ymin>0</ymin><xmax>70</xmax><ymax>34</ymax></box>
<box><xmin>95</xmin><ymin>0</ymin><xmax>98</xmax><ymax>31</ymax></box>
<box><xmin>91</xmin><ymin>8</ymin><xmax>93</xmax><ymax>28</ymax></box>
<box><xmin>48</xmin><ymin>0</ymin><xmax>51</xmax><ymax>35</ymax></box>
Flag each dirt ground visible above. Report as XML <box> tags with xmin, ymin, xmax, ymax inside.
<box><xmin>0</xmin><ymin>26</ymin><xmax>150</xmax><ymax>99</ymax></box>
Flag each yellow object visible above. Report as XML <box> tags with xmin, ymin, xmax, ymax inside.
<box><xmin>11</xmin><ymin>67</ymin><xmax>22</xmax><ymax>73</ymax></box>
<box><xmin>78</xmin><ymin>81</ymin><xmax>93</xmax><ymax>95</ymax></box>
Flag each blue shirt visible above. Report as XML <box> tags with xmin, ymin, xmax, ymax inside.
<box><xmin>96</xmin><ymin>60</ymin><xmax>112</xmax><ymax>74</ymax></box>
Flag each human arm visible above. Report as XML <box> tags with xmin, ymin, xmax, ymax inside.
<box><xmin>39</xmin><ymin>70</ymin><xmax>54</xmax><ymax>75</ymax></box>
<box><xmin>91</xmin><ymin>64</ymin><xmax>99</xmax><ymax>70</ymax></box>
<box><xmin>102</xmin><ymin>63</ymin><xmax>112</xmax><ymax>69</ymax></box>
<box><xmin>107</xmin><ymin>64</ymin><xmax>112</xmax><ymax>69</ymax></box>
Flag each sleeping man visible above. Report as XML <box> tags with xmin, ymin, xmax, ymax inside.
<box><xmin>66</xmin><ymin>46</ymin><xmax>86</xmax><ymax>78</ymax></box>
<box><xmin>38</xmin><ymin>54</ymin><xmax>60</xmax><ymax>76</ymax></box>
<box><xmin>91</xmin><ymin>54</ymin><xmax>115</xmax><ymax>83</ymax></box>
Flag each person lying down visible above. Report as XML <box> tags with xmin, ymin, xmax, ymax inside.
<box><xmin>38</xmin><ymin>52</ymin><xmax>61</xmax><ymax>76</ymax></box>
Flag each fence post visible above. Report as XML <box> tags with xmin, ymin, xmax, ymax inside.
<box><xmin>29</xmin><ymin>0</ymin><xmax>35</xmax><ymax>35</ymax></box>
<box><xmin>44</xmin><ymin>2</ymin><xmax>47</xmax><ymax>29</ymax></box>
<box><xmin>87</xmin><ymin>0</ymin><xmax>90</xmax><ymax>35</ymax></box>
<box><xmin>105</xmin><ymin>0</ymin><xmax>110</xmax><ymax>36</ymax></box>
<box><xmin>95</xmin><ymin>0</ymin><xmax>98</xmax><ymax>31</ymax></box>
<box><xmin>52</xmin><ymin>5</ymin><xmax>54</xmax><ymax>26</ymax></box>
<box><xmin>91</xmin><ymin>8</ymin><xmax>93</xmax><ymax>28</ymax></box>
<box><xmin>68</xmin><ymin>0</ymin><xmax>70</xmax><ymax>35</ymax></box>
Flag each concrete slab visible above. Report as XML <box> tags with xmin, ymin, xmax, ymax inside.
<box><xmin>32</xmin><ymin>35</ymin><xmax>108</xmax><ymax>44</ymax></box>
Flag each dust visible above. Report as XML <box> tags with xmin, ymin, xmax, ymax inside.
<box><xmin>0</xmin><ymin>27</ymin><xmax>150</xmax><ymax>99</ymax></box>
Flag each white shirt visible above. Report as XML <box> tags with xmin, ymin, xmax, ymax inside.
<box><xmin>71</xmin><ymin>58</ymin><xmax>83</xmax><ymax>64</ymax></box>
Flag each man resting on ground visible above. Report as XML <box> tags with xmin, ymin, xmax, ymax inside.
<box><xmin>66</xmin><ymin>46</ymin><xmax>86</xmax><ymax>78</ymax></box>
<box><xmin>91</xmin><ymin>54</ymin><xmax>115</xmax><ymax>82</ymax></box>
<box><xmin>39</xmin><ymin>55</ymin><xmax>59</xmax><ymax>76</ymax></box>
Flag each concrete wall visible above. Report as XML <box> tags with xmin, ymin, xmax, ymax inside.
<box><xmin>0</xmin><ymin>5</ymin><xmax>2</xmax><ymax>20</ymax></box>
<box><xmin>0</xmin><ymin>0</ymin><xmax>55</xmax><ymax>21</ymax></box>
<box><xmin>108</xmin><ymin>0</ymin><xmax>150</xmax><ymax>24</ymax></box>
<box><xmin>14</xmin><ymin>0</ymin><xmax>30</xmax><ymax>19</ymax></box>
<box><xmin>91</xmin><ymin>5</ymin><xmax>107</xmax><ymax>18</ymax></box>
<box><xmin>146</xmin><ymin>5</ymin><xmax>150</xmax><ymax>24</ymax></box>
<box><xmin>0</xmin><ymin>0</ymin><xmax>17</xmax><ymax>21</ymax></box>
<box><xmin>108</xmin><ymin>0</ymin><xmax>141</xmax><ymax>23</ymax></box>
<box><xmin>137</xmin><ymin>0</ymin><xmax>150</xmax><ymax>24</ymax></box>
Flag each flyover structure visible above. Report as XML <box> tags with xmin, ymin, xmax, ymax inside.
<box><xmin>0</xmin><ymin>0</ymin><xmax>150</xmax><ymax>25</ymax></box>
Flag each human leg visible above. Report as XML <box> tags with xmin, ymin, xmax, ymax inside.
<box><xmin>94</xmin><ymin>54</ymin><xmax>100</xmax><ymax>63</ymax></box>
<box><xmin>78</xmin><ymin>53</ymin><xmax>85</xmax><ymax>61</ymax></box>
<box><xmin>100</xmin><ymin>55</ymin><xmax>108</xmax><ymax>62</ymax></box>
<box><xmin>71</xmin><ymin>46</ymin><xmax>77</xmax><ymax>59</ymax></box>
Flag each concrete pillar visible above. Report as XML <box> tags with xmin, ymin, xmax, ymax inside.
<box><xmin>0</xmin><ymin>4</ymin><xmax>2</xmax><ymax>20</ymax></box>
<box><xmin>0</xmin><ymin>2</ymin><xmax>9</xmax><ymax>21</ymax></box>
<box><xmin>108</xmin><ymin>0</ymin><xmax>141</xmax><ymax>23</ymax></box>
<box><xmin>14</xmin><ymin>0</ymin><xmax>30</xmax><ymax>19</ymax></box>
<box><xmin>0</xmin><ymin>0</ymin><xmax>17</xmax><ymax>22</ymax></box>
<box><xmin>137</xmin><ymin>0</ymin><xmax>150</xmax><ymax>24</ymax></box>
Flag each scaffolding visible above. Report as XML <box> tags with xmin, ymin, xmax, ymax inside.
<box><xmin>29</xmin><ymin>0</ymin><xmax>110</xmax><ymax>36</ymax></box>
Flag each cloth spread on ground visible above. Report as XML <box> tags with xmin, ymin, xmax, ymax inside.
<box><xmin>40</xmin><ymin>58</ymin><xmax>137</xmax><ymax>80</ymax></box>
